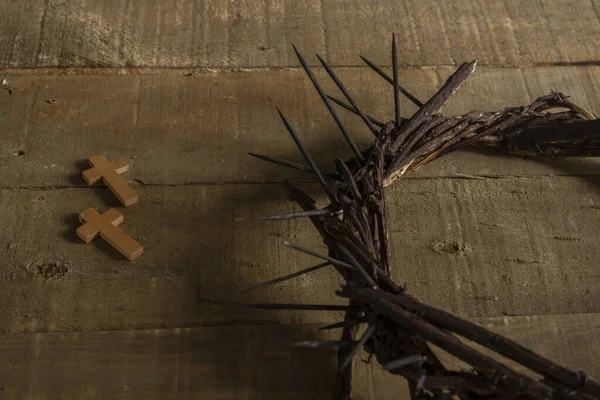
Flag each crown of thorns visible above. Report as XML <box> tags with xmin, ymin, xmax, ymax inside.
<box><xmin>245</xmin><ymin>35</ymin><xmax>600</xmax><ymax>400</ymax></box>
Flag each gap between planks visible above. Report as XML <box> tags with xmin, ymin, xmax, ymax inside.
<box><xmin>1</xmin><ymin>312</ymin><xmax>599</xmax><ymax>336</ymax></box>
<box><xmin>1</xmin><ymin>174</ymin><xmax>600</xmax><ymax>191</ymax></box>
<box><xmin>3</xmin><ymin>61</ymin><xmax>600</xmax><ymax>76</ymax></box>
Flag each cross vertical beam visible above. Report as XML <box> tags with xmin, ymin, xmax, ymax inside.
<box><xmin>82</xmin><ymin>155</ymin><xmax>138</xmax><ymax>206</ymax></box>
<box><xmin>77</xmin><ymin>208</ymin><xmax>143</xmax><ymax>261</ymax></box>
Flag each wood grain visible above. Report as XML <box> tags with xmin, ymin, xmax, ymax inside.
<box><xmin>1</xmin><ymin>67</ymin><xmax>600</xmax><ymax>188</ymax></box>
<box><xmin>1</xmin><ymin>314</ymin><xmax>597</xmax><ymax>399</ymax></box>
<box><xmin>0</xmin><ymin>177</ymin><xmax>598</xmax><ymax>333</ymax></box>
<box><xmin>1</xmin><ymin>1</ymin><xmax>599</xmax><ymax>397</ymax></box>
<box><xmin>2</xmin><ymin>0</ymin><xmax>600</xmax><ymax>68</ymax></box>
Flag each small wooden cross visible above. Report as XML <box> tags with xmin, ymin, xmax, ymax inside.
<box><xmin>82</xmin><ymin>155</ymin><xmax>138</xmax><ymax>206</ymax></box>
<box><xmin>77</xmin><ymin>208</ymin><xmax>143</xmax><ymax>261</ymax></box>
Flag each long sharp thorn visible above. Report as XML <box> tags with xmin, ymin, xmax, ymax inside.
<box><xmin>327</xmin><ymin>95</ymin><xmax>384</xmax><ymax>127</ymax></box>
<box><xmin>276</xmin><ymin>108</ymin><xmax>338</xmax><ymax>205</ymax></box>
<box><xmin>316</xmin><ymin>54</ymin><xmax>378</xmax><ymax>135</ymax></box>
<box><xmin>392</xmin><ymin>34</ymin><xmax>401</xmax><ymax>130</ymax></box>
<box><xmin>320</xmin><ymin>317</ymin><xmax>367</xmax><ymax>331</ymax></box>
<box><xmin>340</xmin><ymin>324</ymin><xmax>377</xmax><ymax>370</ymax></box>
<box><xmin>292</xmin><ymin>340</ymin><xmax>356</xmax><ymax>348</ymax></box>
<box><xmin>283</xmin><ymin>242</ymin><xmax>354</xmax><ymax>269</ymax></box>
<box><xmin>248</xmin><ymin>153</ymin><xmax>339</xmax><ymax>179</ymax></box>
<box><xmin>337</xmin><ymin>244</ymin><xmax>379</xmax><ymax>289</ymax></box>
<box><xmin>415</xmin><ymin>375</ymin><xmax>427</xmax><ymax>395</ymax></box>
<box><xmin>247</xmin><ymin>303</ymin><xmax>348</xmax><ymax>311</ymax></box>
<box><xmin>291</xmin><ymin>44</ymin><xmax>365</xmax><ymax>163</ymax></box>
<box><xmin>261</xmin><ymin>207</ymin><xmax>337</xmax><ymax>221</ymax></box>
<box><xmin>384</xmin><ymin>355</ymin><xmax>426</xmax><ymax>371</ymax></box>
<box><xmin>360</xmin><ymin>55</ymin><xmax>393</xmax><ymax>84</ymax></box>
<box><xmin>240</xmin><ymin>261</ymin><xmax>331</xmax><ymax>294</ymax></box>
<box><xmin>359</xmin><ymin>55</ymin><xmax>424</xmax><ymax>108</ymax></box>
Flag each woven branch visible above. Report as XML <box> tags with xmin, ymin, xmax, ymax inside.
<box><xmin>247</xmin><ymin>37</ymin><xmax>600</xmax><ymax>400</ymax></box>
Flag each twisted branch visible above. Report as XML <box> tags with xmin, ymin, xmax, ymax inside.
<box><xmin>247</xmin><ymin>39</ymin><xmax>600</xmax><ymax>400</ymax></box>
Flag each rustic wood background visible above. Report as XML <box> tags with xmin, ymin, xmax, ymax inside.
<box><xmin>0</xmin><ymin>1</ymin><xmax>599</xmax><ymax>398</ymax></box>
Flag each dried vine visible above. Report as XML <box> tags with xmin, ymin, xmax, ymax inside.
<box><xmin>246</xmin><ymin>36</ymin><xmax>600</xmax><ymax>399</ymax></box>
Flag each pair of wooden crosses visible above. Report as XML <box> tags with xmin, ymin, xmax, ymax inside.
<box><xmin>77</xmin><ymin>155</ymin><xmax>143</xmax><ymax>261</ymax></box>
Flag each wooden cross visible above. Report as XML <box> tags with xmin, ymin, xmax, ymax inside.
<box><xmin>77</xmin><ymin>208</ymin><xmax>144</xmax><ymax>261</ymax></box>
<box><xmin>82</xmin><ymin>155</ymin><xmax>138</xmax><ymax>206</ymax></box>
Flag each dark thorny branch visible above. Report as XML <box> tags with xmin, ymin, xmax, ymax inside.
<box><xmin>245</xmin><ymin>37</ymin><xmax>600</xmax><ymax>400</ymax></box>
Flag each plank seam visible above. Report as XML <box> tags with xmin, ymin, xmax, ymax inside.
<box><xmin>0</xmin><ymin>173</ymin><xmax>598</xmax><ymax>190</ymax></box>
<box><xmin>2</xmin><ymin>62</ymin><xmax>600</xmax><ymax>76</ymax></box>
<box><xmin>1</xmin><ymin>311</ymin><xmax>599</xmax><ymax>336</ymax></box>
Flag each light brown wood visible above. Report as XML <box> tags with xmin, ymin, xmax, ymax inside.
<box><xmin>0</xmin><ymin>178</ymin><xmax>598</xmax><ymax>333</ymax></box>
<box><xmin>2</xmin><ymin>0</ymin><xmax>600</xmax><ymax>68</ymax></box>
<box><xmin>1</xmin><ymin>0</ymin><xmax>600</xmax><ymax>398</ymax></box>
<box><xmin>77</xmin><ymin>207</ymin><xmax>143</xmax><ymax>261</ymax></box>
<box><xmin>83</xmin><ymin>155</ymin><xmax>138</xmax><ymax>207</ymax></box>
<box><xmin>2</xmin><ymin>68</ymin><xmax>600</xmax><ymax>189</ymax></box>
<box><xmin>1</xmin><ymin>314</ymin><xmax>598</xmax><ymax>400</ymax></box>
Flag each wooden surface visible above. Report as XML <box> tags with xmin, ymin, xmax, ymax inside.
<box><xmin>1</xmin><ymin>0</ymin><xmax>599</xmax><ymax>398</ymax></box>
<box><xmin>1</xmin><ymin>315</ymin><xmax>598</xmax><ymax>399</ymax></box>
<box><xmin>83</xmin><ymin>155</ymin><xmax>138</xmax><ymax>207</ymax></box>
<box><xmin>2</xmin><ymin>0</ymin><xmax>600</xmax><ymax>68</ymax></box>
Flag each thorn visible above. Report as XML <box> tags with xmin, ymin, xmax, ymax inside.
<box><xmin>291</xmin><ymin>44</ymin><xmax>365</xmax><ymax>163</ymax></box>
<box><xmin>319</xmin><ymin>317</ymin><xmax>367</xmax><ymax>330</ymax></box>
<box><xmin>240</xmin><ymin>261</ymin><xmax>331</xmax><ymax>294</ymax></box>
<box><xmin>392</xmin><ymin>34</ymin><xmax>401</xmax><ymax>130</ymax></box>
<box><xmin>283</xmin><ymin>242</ymin><xmax>354</xmax><ymax>270</ymax></box>
<box><xmin>316</xmin><ymin>53</ymin><xmax>378</xmax><ymax>135</ymax></box>
<box><xmin>327</xmin><ymin>95</ymin><xmax>384</xmax><ymax>128</ymax></box>
<box><xmin>340</xmin><ymin>324</ymin><xmax>377</xmax><ymax>370</ymax></box>
<box><xmin>260</xmin><ymin>207</ymin><xmax>338</xmax><ymax>220</ymax></box>
<box><xmin>248</xmin><ymin>153</ymin><xmax>339</xmax><ymax>179</ymax></box>
<box><xmin>337</xmin><ymin>244</ymin><xmax>379</xmax><ymax>289</ymax></box>
<box><xmin>359</xmin><ymin>55</ymin><xmax>424</xmax><ymax>108</ymax></box>
<box><xmin>247</xmin><ymin>303</ymin><xmax>349</xmax><ymax>311</ymax></box>
<box><xmin>383</xmin><ymin>355</ymin><xmax>426</xmax><ymax>371</ymax></box>
<box><xmin>1</xmin><ymin>78</ymin><xmax>13</xmax><ymax>95</ymax></box>
<box><xmin>276</xmin><ymin>108</ymin><xmax>338</xmax><ymax>205</ymax></box>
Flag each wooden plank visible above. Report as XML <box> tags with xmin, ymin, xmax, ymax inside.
<box><xmin>386</xmin><ymin>176</ymin><xmax>600</xmax><ymax>318</ymax></box>
<box><xmin>353</xmin><ymin>313</ymin><xmax>600</xmax><ymax>399</ymax></box>
<box><xmin>0</xmin><ymin>176</ymin><xmax>598</xmax><ymax>333</ymax></box>
<box><xmin>1</xmin><ymin>313</ymin><xmax>598</xmax><ymax>399</ymax></box>
<box><xmin>0</xmin><ymin>324</ymin><xmax>340</xmax><ymax>400</ymax></box>
<box><xmin>1</xmin><ymin>66</ymin><xmax>600</xmax><ymax>188</ymax></box>
<box><xmin>0</xmin><ymin>2</ymin><xmax>45</xmax><ymax>68</ymax></box>
<box><xmin>0</xmin><ymin>184</ymin><xmax>345</xmax><ymax>333</ymax></box>
<box><xmin>2</xmin><ymin>0</ymin><xmax>600</xmax><ymax>68</ymax></box>
<box><xmin>473</xmin><ymin>313</ymin><xmax>600</xmax><ymax>375</ymax></box>
<box><xmin>323</xmin><ymin>0</ymin><xmax>600</xmax><ymax>68</ymax></box>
